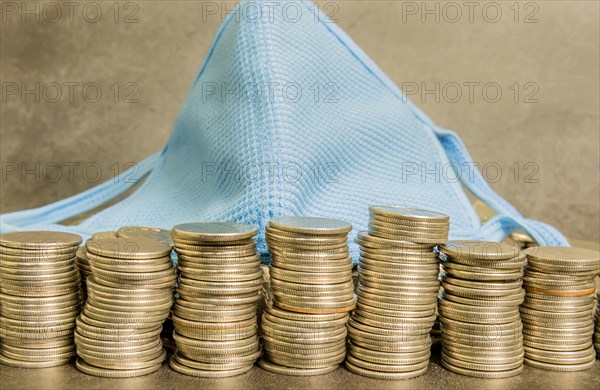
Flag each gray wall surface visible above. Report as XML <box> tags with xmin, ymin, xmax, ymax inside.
<box><xmin>1</xmin><ymin>1</ymin><xmax>598</xmax><ymax>243</ymax></box>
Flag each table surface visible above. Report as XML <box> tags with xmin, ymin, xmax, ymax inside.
<box><xmin>2</xmin><ymin>346</ymin><xmax>600</xmax><ymax>390</ymax></box>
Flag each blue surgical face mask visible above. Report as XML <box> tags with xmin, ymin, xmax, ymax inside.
<box><xmin>1</xmin><ymin>0</ymin><xmax>568</xmax><ymax>257</ymax></box>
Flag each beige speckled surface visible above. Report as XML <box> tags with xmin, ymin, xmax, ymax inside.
<box><xmin>1</xmin><ymin>1</ymin><xmax>598</xmax><ymax>242</ymax></box>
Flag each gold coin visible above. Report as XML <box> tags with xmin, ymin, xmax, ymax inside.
<box><xmin>0</xmin><ymin>231</ymin><xmax>81</xmax><ymax>250</ymax></box>
<box><xmin>344</xmin><ymin>359</ymin><xmax>428</xmax><ymax>379</ymax></box>
<box><xmin>442</xmin><ymin>348</ymin><xmax>523</xmax><ymax>364</ymax></box>
<box><xmin>348</xmin><ymin>342</ymin><xmax>430</xmax><ymax>361</ymax></box>
<box><xmin>269</xmin><ymin>217</ymin><xmax>352</xmax><ymax>235</ymax></box>
<box><xmin>440</xmin><ymin>290</ymin><xmax>523</xmax><ymax>307</ymax></box>
<box><xmin>269</xmin><ymin>277</ymin><xmax>353</xmax><ymax>293</ymax></box>
<box><xmin>270</xmin><ymin>261</ymin><xmax>352</xmax><ymax>274</ymax></box>
<box><xmin>173</xmin><ymin>352</ymin><xmax>251</xmax><ymax>370</ymax></box>
<box><xmin>174</xmin><ymin>307</ymin><xmax>255</xmax><ymax>324</ymax></box>
<box><xmin>368</xmin><ymin>206</ymin><xmax>449</xmax><ymax>223</ymax></box>
<box><xmin>269</xmin><ymin>248</ymin><xmax>350</xmax><ymax>261</ymax></box>
<box><xmin>368</xmin><ymin>219</ymin><xmax>448</xmax><ymax>233</ymax></box>
<box><xmin>347</xmin><ymin>352</ymin><xmax>429</xmax><ymax>373</ymax></box>
<box><xmin>273</xmin><ymin>298</ymin><xmax>355</xmax><ymax>314</ymax></box>
<box><xmin>439</xmin><ymin>299</ymin><xmax>519</xmax><ymax>314</ymax></box>
<box><xmin>177</xmin><ymin>283</ymin><xmax>261</xmax><ymax>298</ymax></box>
<box><xmin>357</xmin><ymin>288</ymin><xmax>437</xmax><ymax>305</ymax></box>
<box><xmin>75</xmin><ymin>357</ymin><xmax>162</xmax><ymax>377</ymax></box>
<box><xmin>270</xmin><ymin>268</ymin><xmax>351</xmax><ymax>285</ymax></box>
<box><xmin>0</xmin><ymin>245</ymin><xmax>76</xmax><ymax>257</ymax></box>
<box><xmin>442</xmin><ymin>351</ymin><xmax>522</xmax><ymax>371</ymax></box>
<box><xmin>355</xmin><ymin>231</ymin><xmax>434</xmax><ymax>250</ymax></box>
<box><xmin>441</xmin><ymin>358</ymin><xmax>523</xmax><ymax>378</ymax></box>
<box><xmin>177</xmin><ymin>253</ymin><xmax>260</xmax><ymax>265</ymax></box>
<box><xmin>261</xmin><ymin>326</ymin><xmax>346</xmax><ymax>345</ymax></box>
<box><xmin>172</xmin><ymin>222</ymin><xmax>258</xmax><ymax>242</ymax></box>
<box><xmin>265</xmin><ymin>350</ymin><xmax>345</xmax><ymax>369</ymax></box>
<box><xmin>93</xmin><ymin>275</ymin><xmax>176</xmax><ymax>290</ymax></box>
<box><xmin>0</xmin><ymin>353</ymin><xmax>72</xmax><ymax>368</ymax></box>
<box><xmin>442</xmin><ymin>262</ymin><xmax>523</xmax><ymax>281</ymax></box>
<box><xmin>357</xmin><ymin>296</ymin><xmax>437</xmax><ymax>314</ymax></box>
<box><xmin>175</xmin><ymin>292</ymin><xmax>261</xmax><ymax>306</ymax></box>
<box><xmin>523</xmin><ymin>356</ymin><xmax>596</xmax><ymax>371</ymax></box>
<box><xmin>266</xmin><ymin>237</ymin><xmax>348</xmax><ymax>250</ymax></box>
<box><xmin>258</xmin><ymin>358</ymin><xmax>339</xmax><ymax>376</ymax></box>
<box><xmin>357</xmin><ymin>284</ymin><xmax>437</xmax><ymax>300</ymax></box>
<box><xmin>442</xmin><ymin>342</ymin><xmax>523</xmax><ymax>358</ymax></box>
<box><xmin>179</xmin><ymin>345</ymin><xmax>261</xmax><ymax>364</ymax></box>
<box><xmin>173</xmin><ymin>331</ymin><xmax>258</xmax><ymax>348</ymax></box>
<box><xmin>359</xmin><ymin>267</ymin><xmax>438</xmax><ymax>281</ymax></box>
<box><xmin>265</xmin><ymin>302</ymin><xmax>348</xmax><ymax>322</ymax></box>
<box><xmin>525</xmin><ymin>246</ymin><xmax>600</xmax><ymax>265</ymax></box>
<box><xmin>168</xmin><ymin>355</ymin><xmax>253</xmax><ymax>378</ymax></box>
<box><xmin>442</xmin><ymin>274</ymin><xmax>522</xmax><ymax>290</ymax></box>
<box><xmin>440</xmin><ymin>240</ymin><xmax>520</xmax><ymax>260</ymax></box>
<box><xmin>175</xmin><ymin>247</ymin><xmax>257</xmax><ymax>258</ymax></box>
<box><xmin>117</xmin><ymin>226</ymin><xmax>173</xmax><ymax>246</ymax></box>
<box><xmin>179</xmin><ymin>269</ymin><xmax>262</xmax><ymax>283</ymax></box>
<box><xmin>367</xmin><ymin>229</ymin><xmax>445</xmax><ymax>244</ymax></box>
<box><xmin>86</xmin><ymin>237</ymin><xmax>172</xmax><ymax>259</ymax></box>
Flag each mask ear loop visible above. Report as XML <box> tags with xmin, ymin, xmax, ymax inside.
<box><xmin>0</xmin><ymin>152</ymin><xmax>161</xmax><ymax>233</ymax></box>
<box><xmin>435</xmin><ymin>127</ymin><xmax>569</xmax><ymax>246</ymax></box>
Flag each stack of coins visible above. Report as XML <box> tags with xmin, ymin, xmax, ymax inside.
<box><xmin>521</xmin><ymin>247</ymin><xmax>600</xmax><ymax>371</ymax></box>
<box><xmin>75</xmin><ymin>237</ymin><xmax>175</xmax><ymax>377</ymax></box>
<box><xmin>595</xmin><ymin>291</ymin><xmax>600</xmax><ymax>355</ymax></box>
<box><xmin>438</xmin><ymin>241</ymin><xmax>525</xmax><ymax>378</ymax></box>
<box><xmin>169</xmin><ymin>222</ymin><xmax>262</xmax><ymax>378</ymax></box>
<box><xmin>0</xmin><ymin>231</ymin><xmax>83</xmax><ymax>368</ymax></box>
<box><xmin>259</xmin><ymin>216</ymin><xmax>354</xmax><ymax>376</ymax></box>
<box><xmin>344</xmin><ymin>207</ymin><xmax>449</xmax><ymax>379</ymax></box>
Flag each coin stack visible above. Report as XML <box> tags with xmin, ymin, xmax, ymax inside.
<box><xmin>0</xmin><ymin>231</ymin><xmax>83</xmax><ymax>368</ymax></box>
<box><xmin>259</xmin><ymin>216</ymin><xmax>354</xmax><ymax>376</ymax></box>
<box><xmin>521</xmin><ymin>247</ymin><xmax>600</xmax><ymax>371</ymax></box>
<box><xmin>344</xmin><ymin>207</ymin><xmax>448</xmax><ymax>379</ymax></box>
<box><xmin>74</xmin><ymin>237</ymin><xmax>175</xmax><ymax>377</ymax></box>
<box><xmin>437</xmin><ymin>241</ymin><xmax>525</xmax><ymax>378</ymax></box>
<box><xmin>594</xmin><ymin>291</ymin><xmax>600</xmax><ymax>355</ymax></box>
<box><xmin>169</xmin><ymin>222</ymin><xmax>262</xmax><ymax>378</ymax></box>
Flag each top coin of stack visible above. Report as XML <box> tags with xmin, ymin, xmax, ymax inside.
<box><xmin>521</xmin><ymin>246</ymin><xmax>600</xmax><ymax>372</ymax></box>
<box><xmin>74</xmin><ymin>237</ymin><xmax>175</xmax><ymax>378</ymax></box>
<box><xmin>437</xmin><ymin>241</ymin><xmax>525</xmax><ymax>379</ymax></box>
<box><xmin>169</xmin><ymin>222</ymin><xmax>262</xmax><ymax>378</ymax></box>
<box><xmin>118</xmin><ymin>226</ymin><xmax>174</xmax><ymax>247</ymax></box>
<box><xmin>0</xmin><ymin>231</ymin><xmax>83</xmax><ymax>368</ymax></box>
<box><xmin>510</xmin><ymin>231</ymin><xmax>537</xmax><ymax>250</ymax></box>
<box><xmin>344</xmin><ymin>207</ymin><xmax>448</xmax><ymax>380</ymax></box>
<box><xmin>259</xmin><ymin>216</ymin><xmax>353</xmax><ymax>376</ymax></box>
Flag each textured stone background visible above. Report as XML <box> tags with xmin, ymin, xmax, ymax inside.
<box><xmin>1</xmin><ymin>1</ymin><xmax>598</xmax><ymax>243</ymax></box>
